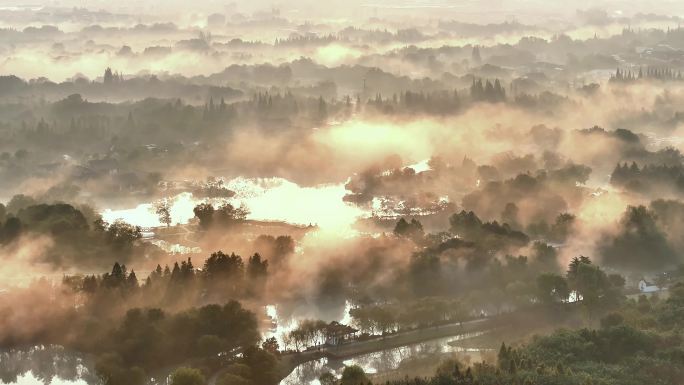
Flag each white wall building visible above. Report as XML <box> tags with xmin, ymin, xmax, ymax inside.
<box><xmin>638</xmin><ymin>279</ymin><xmax>661</xmax><ymax>293</ymax></box>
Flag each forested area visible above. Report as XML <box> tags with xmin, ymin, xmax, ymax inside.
<box><xmin>4</xmin><ymin>2</ymin><xmax>684</xmax><ymax>385</ymax></box>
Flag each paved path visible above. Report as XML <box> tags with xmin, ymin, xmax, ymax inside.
<box><xmin>324</xmin><ymin>318</ymin><xmax>490</xmax><ymax>359</ymax></box>
<box><xmin>273</xmin><ymin>317</ymin><xmax>495</xmax><ymax>384</ymax></box>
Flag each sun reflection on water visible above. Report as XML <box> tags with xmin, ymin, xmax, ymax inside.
<box><xmin>101</xmin><ymin>177</ymin><xmax>367</xmax><ymax>233</ymax></box>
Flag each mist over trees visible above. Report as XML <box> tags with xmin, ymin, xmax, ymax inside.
<box><xmin>3</xmin><ymin>2</ymin><xmax>684</xmax><ymax>385</ymax></box>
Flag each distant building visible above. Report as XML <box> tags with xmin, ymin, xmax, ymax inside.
<box><xmin>638</xmin><ymin>279</ymin><xmax>661</xmax><ymax>293</ymax></box>
<box><xmin>325</xmin><ymin>321</ymin><xmax>358</xmax><ymax>346</ymax></box>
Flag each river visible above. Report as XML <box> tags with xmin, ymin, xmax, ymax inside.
<box><xmin>101</xmin><ymin>177</ymin><xmax>367</xmax><ymax>234</ymax></box>
<box><xmin>0</xmin><ymin>346</ymin><xmax>96</xmax><ymax>385</ymax></box>
<box><xmin>4</xmin><ymin>164</ymin><xmax>471</xmax><ymax>385</ymax></box>
<box><xmin>280</xmin><ymin>332</ymin><xmax>489</xmax><ymax>385</ymax></box>
<box><xmin>100</xmin><ymin>158</ymin><xmax>436</xmax><ymax>235</ymax></box>
<box><xmin>0</xmin><ymin>323</ymin><xmax>489</xmax><ymax>385</ymax></box>
<box><xmin>0</xmin><ymin>299</ymin><xmax>490</xmax><ymax>385</ymax></box>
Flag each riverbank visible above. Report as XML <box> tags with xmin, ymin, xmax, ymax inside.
<box><xmin>274</xmin><ymin>317</ymin><xmax>495</xmax><ymax>384</ymax></box>
<box><xmin>325</xmin><ymin>318</ymin><xmax>491</xmax><ymax>359</ymax></box>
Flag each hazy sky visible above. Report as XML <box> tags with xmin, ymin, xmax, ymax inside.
<box><xmin>3</xmin><ymin>1</ymin><xmax>684</xmax><ymax>22</ymax></box>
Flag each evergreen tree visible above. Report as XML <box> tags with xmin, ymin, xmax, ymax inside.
<box><xmin>317</xmin><ymin>96</ymin><xmax>328</xmax><ymax>121</ymax></box>
<box><xmin>104</xmin><ymin>67</ymin><xmax>114</xmax><ymax>84</ymax></box>
<box><xmin>247</xmin><ymin>253</ymin><xmax>268</xmax><ymax>279</ymax></box>
<box><xmin>472</xmin><ymin>45</ymin><xmax>482</xmax><ymax>64</ymax></box>
<box><xmin>127</xmin><ymin>270</ymin><xmax>139</xmax><ymax>288</ymax></box>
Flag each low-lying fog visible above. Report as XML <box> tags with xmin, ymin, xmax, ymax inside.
<box><xmin>3</xmin><ymin>1</ymin><xmax>684</xmax><ymax>385</ymax></box>
<box><xmin>102</xmin><ymin>177</ymin><xmax>365</xmax><ymax>232</ymax></box>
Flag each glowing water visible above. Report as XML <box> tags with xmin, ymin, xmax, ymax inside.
<box><xmin>9</xmin><ymin>371</ymin><xmax>88</xmax><ymax>385</ymax></box>
<box><xmin>406</xmin><ymin>158</ymin><xmax>431</xmax><ymax>173</ymax></box>
<box><xmin>279</xmin><ymin>332</ymin><xmax>488</xmax><ymax>385</ymax></box>
<box><xmin>263</xmin><ymin>304</ymin><xmax>301</xmax><ymax>348</ymax></box>
<box><xmin>263</xmin><ymin>300</ymin><xmax>354</xmax><ymax>348</ymax></box>
<box><xmin>101</xmin><ymin>177</ymin><xmax>367</xmax><ymax>232</ymax></box>
<box><xmin>101</xmin><ymin>192</ymin><xmax>197</xmax><ymax>228</ymax></box>
<box><xmin>226</xmin><ymin>177</ymin><xmax>365</xmax><ymax>231</ymax></box>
